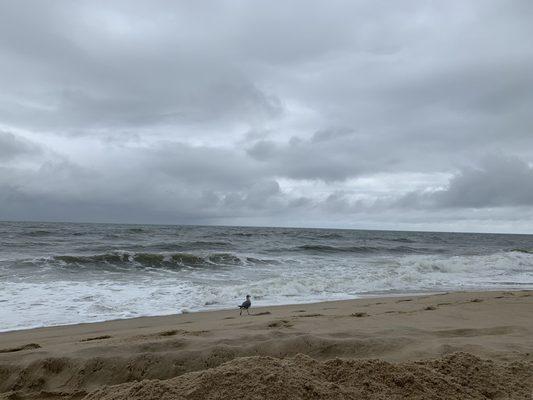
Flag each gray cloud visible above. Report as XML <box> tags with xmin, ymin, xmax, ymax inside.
<box><xmin>246</xmin><ymin>128</ymin><xmax>435</xmax><ymax>181</ymax></box>
<box><xmin>0</xmin><ymin>1</ymin><xmax>532</xmax><ymax>232</ymax></box>
<box><xmin>0</xmin><ymin>1</ymin><xmax>284</xmax><ymax>133</ymax></box>
<box><xmin>0</xmin><ymin>131</ymin><xmax>41</xmax><ymax>160</ymax></box>
<box><xmin>405</xmin><ymin>156</ymin><xmax>533</xmax><ymax>209</ymax></box>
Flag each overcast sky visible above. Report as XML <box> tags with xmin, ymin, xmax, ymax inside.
<box><xmin>1</xmin><ymin>1</ymin><xmax>533</xmax><ymax>233</ymax></box>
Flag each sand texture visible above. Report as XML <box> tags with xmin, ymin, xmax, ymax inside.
<box><xmin>0</xmin><ymin>290</ymin><xmax>532</xmax><ymax>399</ymax></box>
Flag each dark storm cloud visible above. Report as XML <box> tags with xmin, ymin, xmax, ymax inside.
<box><xmin>397</xmin><ymin>156</ymin><xmax>533</xmax><ymax>209</ymax></box>
<box><xmin>437</xmin><ymin>157</ymin><xmax>533</xmax><ymax>207</ymax></box>
<box><xmin>0</xmin><ymin>0</ymin><xmax>532</xmax><ymax>231</ymax></box>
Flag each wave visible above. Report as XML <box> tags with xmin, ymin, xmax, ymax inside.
<box><xmin>22</xmin><ymin>230</ymin><xmax>53</xmax><ymax>237</ymax></box>
<box><xmin>31</xmin><ymin>251</ymin><xmax>275</xmax><ymax>270</ymax></box>
<box><xmin>316</xmin><ymin>233</ymin><xmax>345</xmax><ymax>239</ymax></box>
<box><xmin>511</xmin><ymin>248</ymin><xmax>533</xmax><ymax>254</ymax></box>
<box><xmin>92</xmin><ymin>240</ymin><xmax>233</xmax><ymax>251</ymax></box>
<box><xmin>141</xmin><ymin>241</ymin><xmax>234</xmax><ymax>252</ymax></box>
<box><xmin>296</xmin><ymin>244</ymin><xmax>380</xmax><ymax>253</ymax></box>
<box><xmin>180</xmin><ymin>240</ymin><xmax>232</xmax><ymax>247</ymax></box>
<box><xmin>388</xmin><ymin>237</ymin><xmax>415</xmax><ymax>243</ymax></box>
<box><xmin>292</xmin><ymin>244</ymin><xmax>439</xmax><ymax>255</ymax></box>
<box><xmin>3</xmin><ymin>249</ymin><xmax>533</xmax><ymax>332</ymax></box>
<box><xmin>126</xmin><ymin>228</ymin><xmax>147</xmax><ymax>233</ymax></box>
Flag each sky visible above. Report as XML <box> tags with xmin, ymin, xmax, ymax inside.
<box><xmin>1</xmin><ymin>1</ymin><xmax>533</xmax><ymax>233</ymax></box>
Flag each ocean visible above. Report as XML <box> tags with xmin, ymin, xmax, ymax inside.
<box><xmin>1</xmin><ymin>221</ymin><xmax>532</xmax><ymax>332</ymax></box>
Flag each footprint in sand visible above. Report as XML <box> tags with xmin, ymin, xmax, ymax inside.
<box><xmin>434</xmin><ymin>326</ymin><xmax>517</xmax><ymax>337</ymax></box>
<box><xmin>157</xmin><ymin>329</ymin><xmax>209</xmax><ymax>337</ymax></box>
<box><xmin>0</xmin><ymin>343</ymin><xmax>41</xmax><ymax>353</ymax></box>
<box><xmin>351</xmin><ymin>312</ymin><xmax>369</xmax><ymax>318</ymax></box>
<box><xmin>158</xmin><ymin>330</ymin><xmax>179</xmax><ymax>337</ymax></box>
<box><xmin>252</xmin><ymin>311</ymin><xmax>272</xmax><ymax>316</ymax></box>
<box><xmin>267</xmin><ymin>320</ymin><xmax>293</xmax><ymax>328</ymax></box>
<box><xmin>80</xmin><ymin>335</ymin><xmax>112</xmax><ymax>342</ymax></box>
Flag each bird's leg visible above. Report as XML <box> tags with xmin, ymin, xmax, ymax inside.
<box><xmin>240</xmin><ymin>309</ymin><xmax>242</xmax><ymax>316</ymax></box>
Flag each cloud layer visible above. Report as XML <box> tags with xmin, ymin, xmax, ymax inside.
<box><xmin>1</xmin><ymin>1</ymin><xmax>532</xmax><ymax>232</ymax></box>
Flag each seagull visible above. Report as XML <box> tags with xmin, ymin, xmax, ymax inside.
<box><xmin>239</xmin><ymin>295</ymin><xmax>251</xmax><ymax>315</ymax></box>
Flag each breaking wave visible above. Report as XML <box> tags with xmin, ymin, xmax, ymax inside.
<box><xmin>511</xmin><ymin>248</ymin><xmax>533</xmax><ymax>254</ymax></box>
<box><xmin>27</xmin><ymin>251</ymin><xmax>276</xmax><ymax>270</ymax></box>
<box><xmin>292</xmin><ymin>244</ymin><xmax>442</xmax><ymax>255</ymax></box>
<box><xmin>2</xmin><ymin>249</ymin><xmax>533</xmax><ymax>332</ymax></box>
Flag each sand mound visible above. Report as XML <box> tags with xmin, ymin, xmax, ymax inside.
<box><xmin>0</xmin><ymin>334</ymin><xmax>417</xmax><ymax>396</ymax></box>
<box><xmin>84</xmin><ymin>353</ymin><xmax>532</xmax><ymax>400</ymax></box>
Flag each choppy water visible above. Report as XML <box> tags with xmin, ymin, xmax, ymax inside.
<box><xmin>1</xmin><ymin>221</ymin><xmax>533</xmax><ymax>331</ymax></box>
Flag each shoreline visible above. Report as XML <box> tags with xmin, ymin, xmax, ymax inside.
<box><xmin>4</xmin><ymin>287</ymin><xmax>530</xmax><ymax>334</ymax></box>
<box><xmin>1</xmin><ymin>289</ymin><xmax>532</xmax><ymax>399</ymax></box>
<box><xmin>1</xmin><ymin>289</ymin><xmax>450</xmax><ymax>334</ymax></box>
<box><xmin>1</xmin><ymin>289</ymin><xmax>531</xmax><ymax>343</ymax></box>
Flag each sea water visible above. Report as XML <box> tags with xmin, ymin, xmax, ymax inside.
<box><xmin>1</xmin><ymin>221</ymin><xmax>532</xmax><ymax>331</ymax></box>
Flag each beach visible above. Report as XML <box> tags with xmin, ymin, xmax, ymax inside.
<box><xmin>1</xmin><ymin>290</ymin><xmax>532</xmax><ymax>399</ymax></box>
<box><xmin>2</xmin><ymin>0</ymin><xmax>533</xmax><ymax>398</ymax></box>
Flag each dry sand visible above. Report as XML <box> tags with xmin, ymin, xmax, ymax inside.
<box><xmin>1</xmin><ymin>290</ymin><xmax>532</xmax><ymax>399</ymax></box>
